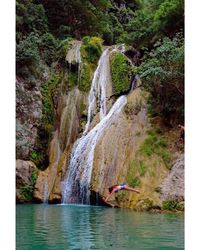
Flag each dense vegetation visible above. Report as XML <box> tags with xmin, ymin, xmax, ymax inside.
<box><xmin>110</xmin><ymin>52</ymin><xmax>133</xmax><ymax>95</ymax></box>
<box><xmin>16</xmin><ymin>0</ymin><xmax>184</xmax><ymax>157</ymax></box>
<box><xmin>19</xmin><ymin>168</ymin><xmax>38</xmax><ymax>201</ymax></box>
<box><xmin>16</xmin><ymin>0</ymin><xmax>184</xmax><ymax>124</ymax></box>
<box><xmin>137</xmin><ymin>34</ymin><xmax>184</xmax><ymax>124</ymax></box>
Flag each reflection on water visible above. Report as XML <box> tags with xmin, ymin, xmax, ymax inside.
<box><xmin>16</xmin><ymin>204</ymin><xmax>184</xmax><ymax>250</ymax></box>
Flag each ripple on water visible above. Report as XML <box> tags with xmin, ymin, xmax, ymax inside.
<box><xmin>16</xmin><ymin>204</ymin><xmax>184</xmax><ymax>250</ymax></box>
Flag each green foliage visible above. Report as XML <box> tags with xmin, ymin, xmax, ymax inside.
<box><xmin>127</xmin><ymin>158</ymin><xmax>143</xmax><ymax>190</ymax></box>
<box><xmin>162</xmin><ymin>199</ymin><xmax>178</xmax><ymax>211</ymax></box>
<box><xmin>82</xmin><ymin>36</ymin><xmax>103</xmax><ymax>63</ymax></box>
<box><xmin>56</xmin><ymin>38</ymin><xmax>73</xmax><ymax>64</ymax></box>
<box><xmin>16</xmin><ymin>1</ymin><xmax>48</xmax><ymax>36</ymax></box>
<box><xmin>68</xmin><ymin>71</ymin><xmax>78</xmax><ymax>90</ymax></box>
<box><xmin>16</xmin><ymin>1</ymin><xmax>58</xmax><ymax>69</ymax></box>
<box><xmin>58</xmin><ymin>25</ymin><xmax>72</xmax><ymax>39</ymax></box>
<box><xmin>103</xmin><ymin>2</ymin><xmax>137</xmax><ymax>44</ymax></box>
<box><xmin>78</xmin><ymin>37</ymin><xmax>102</xmax><ymax>92</ymax></box>
<box><xmin>16</xmin><ymin>31</ymin><xmax>59</xmax><ymax>69</ymax></box>
<box><xmin>118</xmin><ymin>8</ymin><xmax>155</xmax><ymax>48</ymax></box>
<box><xmin>19</xmin><ymin>168</ymin><xmax>38</xmax><ymax>201</ymax></box>
<box><xmin>30</xmin><ymin>73</ymin><xmax>62</xmax><ymax>170</ymax></box>
<box><xmin>42</xmin><ymin>0</ymin><xmax>111</xmax><ymax>39</ymax></box>
<box><xmin>41</xmin><ymin>75</ymin><xmax>59</xmax><ymax>142</ymax></box>
<box><xmin>79</xmin><ymin>62</ymin><xmax>92</xmax><ymax>92</ymax></box>
<box><xmin>37</xmin><ymin>0</ymin><xmax>142</xmax><ymax>44</ymax></box>
<box><xmin>118</xmin><ymin>0</ymin><xmax>184</xmax><ymax>48</ymax></box>
<box><xmin>140</xmin><ymin>129</ymin><xmax>171</xmax><ymax>166</ymax></box>
<box><xmin>16</xmin><ymin>32</ymin><xmax>40</xmax><ymax>65</ymax></box>
<box><xmin>128</xmin><ymin>158</ymin><xmax>147</xmax><ymax>186</ymax></box>
<box><xmin>110</xmin><ymin>52</ymin><xmax>132</xmax><ymax>95</ymax></box>
<box><xmin>129</xmin><ymin>176</ymin><xmax>141</xmax><ymax>187</ymax></box>
<box><xmin>41</xmin><ymin>74</ymin><xmax>61</xmax><ymax>134</ymax></box>
<box><xmin>139</xmin><ymin>160</ymin><xmax>146</xmax><ymax>177</ymax></box>
<box><xmin>39</xmin><ymin>33</ymin><xmax>59</xmax><ymax>65</ymax></box>
<box><xmin>137</xmin><ymin>34</ymin><xmax>184</xmax><ymax>124</ymax></box>
<box><xmin>154</xmin><ymin>0</ymin><xmax>184</xmax><ymax>35</ymax></box>
<box><xmin>30</xmin><ymin>150</ymin><xmax>44</xmax><ymax>167</ymax></box>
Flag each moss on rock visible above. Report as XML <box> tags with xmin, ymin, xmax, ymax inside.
<box><xmin>140</xmin><ymin>129</ymin><xmax>171</xmax><ymax>168</ymax></box>
<box><xmin>162</xmin><ymin>199</ymin><xmax>179</xmax><ymax>211</ymax></box>
<box><xmin>19</xmin><ymin>168</ymin><xmax>39</xmax><ymax>202</ymax></box>
<box><xmin>60</xmin><ymin>37</ymin><xmax>103</xmax><ymax>93</ymax></box>
<box><xmin>68</xmin><ymin>71</ymin><xmax>78</xmax><ymax>90</ymax></box>
<box><xmin>79</xmin><ymin>62</ymin><xmax>92</xmax><ymax>92</ymax></box>
<box><xmin>82</xmin><ymin>36</ymin><xmax>103</xmax><ymax>63</ymax></box>
<box><xmin>33</xmin><ymin>72</ymin><xmax>62</xmax><ymax>170</ymax></box>
<box><xmin>110</xmin><ymin>52</ymin><xmax>132</xmax><ymax>95</ymax></box>
<box><xmin>41</xmin><ymin>73</ymin><xmax>61</xmax><ymax>133</ymax></box>
<box><xmin>78</xmin><ymin>37</ymin><xmax>102</xmax><ymax>92</ymax></box>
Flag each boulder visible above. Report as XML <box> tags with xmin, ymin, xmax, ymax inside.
<box><xmin>160</xmin><ymin>154</ymin><xmax>184</xmax><ymax>202</ymax></box>
<box><xmin>16</xmin><ymin>159</ymin><xmax>37</xmax><ymax>202</ymax></box>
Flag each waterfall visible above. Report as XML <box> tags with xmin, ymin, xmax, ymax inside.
<box><xmin>43</xmin><ymin>179</ymin><xmax>49</xmax><ymax>204</ymax></box>
<box><xmin>83</xmin><ymin>48</ymin><xmax>111</xmax><ymax>134</ymax></box>
<box><xmin>62</xmin><ymin>47</ymin><xmax>127</xmax><ymax>204</ymax></box>
<box><xmin>130</xmin><ymin>75</ymin><xmax>140</xmax><ymax>92</ymax></box>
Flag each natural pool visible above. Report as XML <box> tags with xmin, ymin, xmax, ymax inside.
<box><xmin>16</xmin><ymin>204</ymin><xmax>184</xmax><ymax>250</ymax></box>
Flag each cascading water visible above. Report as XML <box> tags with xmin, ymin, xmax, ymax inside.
<box><xmin>84</xmin><ymin>48</ymin><xmax>111</xmax><ymax>134</ymax></box>
<box><xmin>43</xmin><ymin>179</ymin><xmax>49</xmax><ymax>204</ymax></box>
<box><xmin>62</xmin><ymin>47</ymin><xmax>128</xmax><ymax>204</ymax></box>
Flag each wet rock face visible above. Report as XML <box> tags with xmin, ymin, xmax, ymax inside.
<box><xmin>160</xmin><ymin>154</ymin><xmax>184</xmax><ymax>201</ymax></box>
<box><xmin>16</xmin><ymin>160</ymin><xmax>37</xmax><ymax>202</ymax></box>
<box><xmin>33</xmin><ymin>88</ymin><xmax>88</xmax><ymax>203</ymax></box>
<box><xmin>16</xmin><ymin>78</ymin><xmax>43</xmax><ymax>159</ymax></box>
<box><xmin>65</xmin><ymin>40</ymin><xmax>82</xmax><ymax>66</ymax></box>
<box><xmin>90</xmin><ymin>89</ymin><xmax>149</xmax><ymax>202</ymax></box>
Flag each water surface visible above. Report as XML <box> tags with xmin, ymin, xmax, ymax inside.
<box><xmin>16</xmin><ymin>204</ymin><xmax>184</xmax><ymax>250</ymax></box>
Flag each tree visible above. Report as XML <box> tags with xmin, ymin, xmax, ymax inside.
<box><xmin>137</xmin><ymin>33</ymin><xmax>184</xmax><ymax>124</ymax></box>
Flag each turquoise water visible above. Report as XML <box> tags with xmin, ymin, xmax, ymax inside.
<box><xmin>16</xmin><ymin>204</ymin><xmax>184</xmax><ymax>250</ymax></box>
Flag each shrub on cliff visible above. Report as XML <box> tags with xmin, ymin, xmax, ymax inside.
<box><xmin>16</xmin><ymin>1</ymin><xmax>59</xmax><ymax>69</ymax></box>
<box><xmin>79</xmin><ymin>62</ymin><xmax>93</xmax><ymax>92</ymax></box>
<box><xmin>137</xmin><ymin>33</ymin><xmax>184</xmax><ymax>124</ymax></box>
<box><xmin>19</xmin><ymin>168</ymin><xmax>38</xmax><ymax>202</ymax></box>
<box><xmin>153</xmin><ymin>0</ymin><xmax>184</xmax><ymax>35</ymax></box>
<box><xmin>82</xmin><ymin>36</ymin><xmax>103</xmax><ymax>63</ymax></box>
<box><xmin>110</xmin><ymin>52</ymin><xmax>132</xmax><ymax>96</ymax></box>
<box><xmin>39</xmin><ymin>33</ymin><xmax>59</xmax><ymax>66</ymax></box>
<box><xmin>32</xmin><ymin>73</ymin><xmax>61</xmax><ymax>170</ymax></box>
<box><xmin>78</xmin><ymin>36</ymin><xmax>103</xmax><ymax>92</ymax></box>
<box><xmin>140</xmin><ymin>129</ymin><xmax>171</xmax><ymax>167</ymax></box>
<box><xmin>41</xmin><ymin>74</ymin><xmax>61</xmax><ymax>134</ymax></box>
<box><xmin>16</xmin><ymin>1</ymin><xmax>48</xmax><ymax>37</ymax></box>
<box><xmin>118</xmin><ymin>8</ymin><xmax>155</xmax><ymax>48</ymax></box>
<box><xmin>16</xmin><ymin>32</ymin><xmax>41</xmax><ymax>65</ymax></box>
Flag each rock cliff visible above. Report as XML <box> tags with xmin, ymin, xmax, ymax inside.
<box><xmin>16</xmin><ymin>41</ymin><xmax>184</xmax><ymax>211</ymax></box>
<box><xmin>16</xmin><ymin>77</ymin><xmax>43</xmax><ymax>159</ymax></box>
<box><xmin>160</xmin><ymin>154</ymin><xmax>184</xmax><ymax>202</ymax></box>
<box><xmin>16</xmin><ymin>160</ymin><xmax>38</xmax><ymax>203</ymax></box>
<box><xmin>34</xmin><ymin>87</ymin><xmax>88</xmax><ymax>203</ymax></box>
